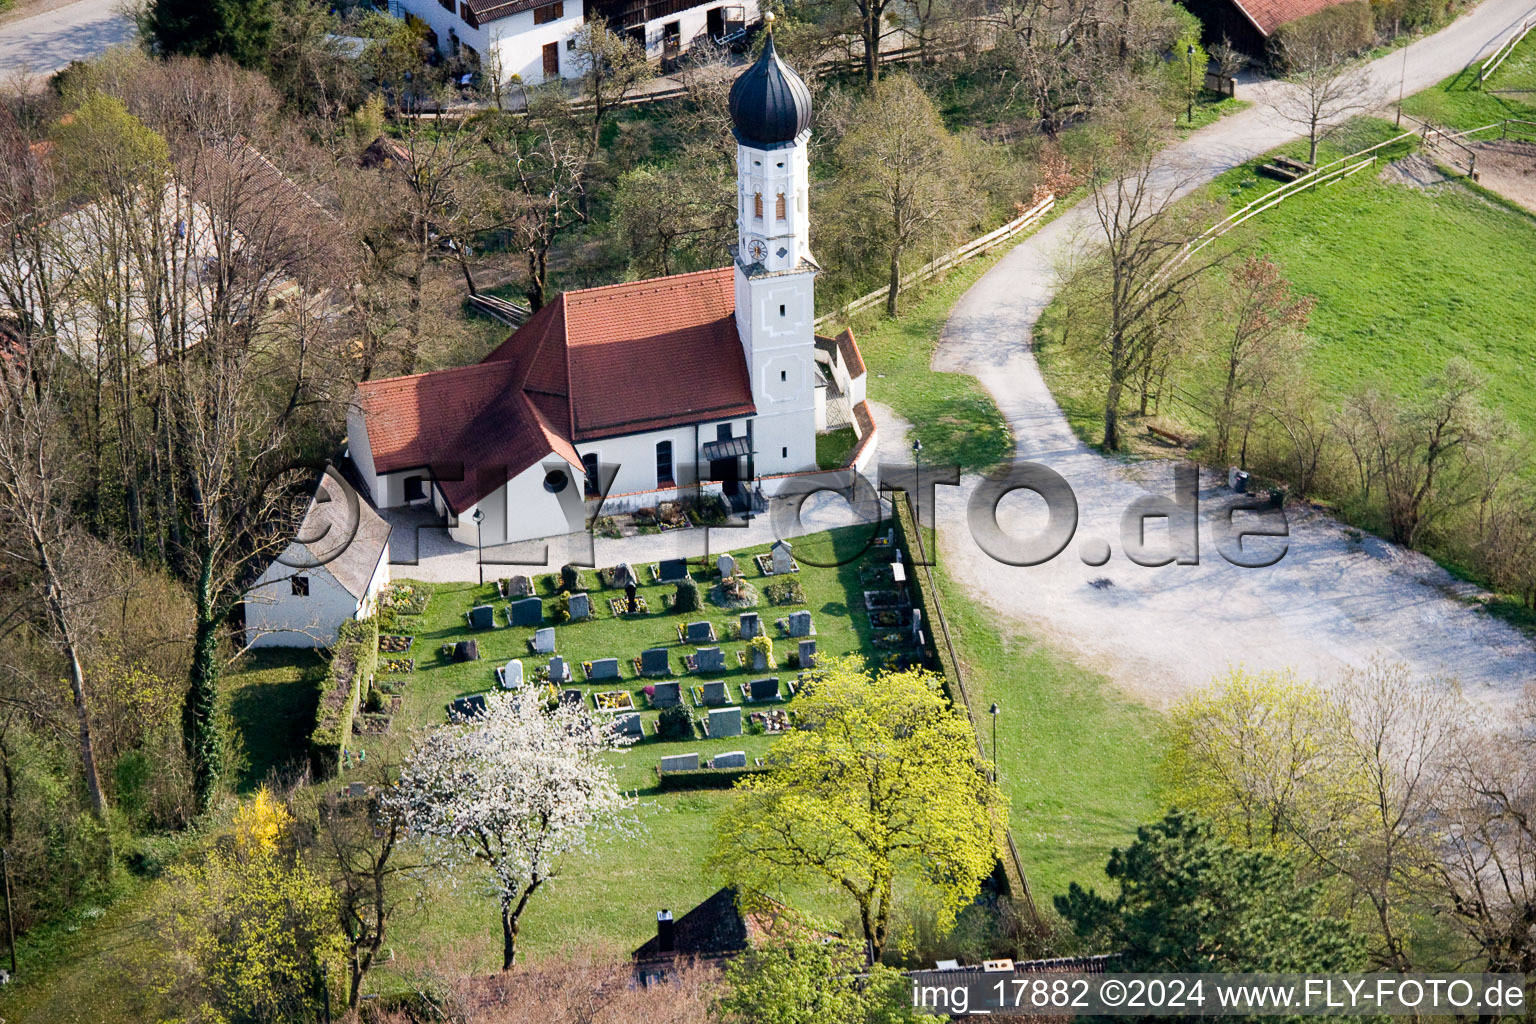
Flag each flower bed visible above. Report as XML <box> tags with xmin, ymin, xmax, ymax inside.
<box><xmin>379</xmin><ymin>657</ymin><xmax>415</xmax><ymax>674</ymax></box>
<box><xmin>379</xmin><ymin>583</ymin><xmax>433</xmax><ymax>615</ymax></box>
<box><xmin>378</xmin><ymin>634</ymin><xmax>414</xmax><ymax>654</ymax></box>
<box><xmin>872</xmin><ymin>630</ymin><xmax>912</xmax><ymax>649</ymax></box>
<box><xmin>763</xmin><ymin>580</ymin><xmax>806</xmax><ymax>606</ymax></box>
<box><xmin>869</xmin><ymin>608</ymin><xmax>905</xmax><ymax>628</ymax></box>
<box><xmin>608</xmin><ymin>595</ymin><xmax>649</xmax><ymax>616</ymax></box>
<box><xmin>593</xmin><ymin>690</ymin><xmax>635</xmax><ymax>712</ymax></box>
<box><xmin>863</xmin><ymin>589</ymin><xmax>904</xmax><ymax>610</ymax></box>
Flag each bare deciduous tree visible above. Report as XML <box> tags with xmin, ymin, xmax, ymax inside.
<box><xmin>1272</xmin><ymin>19</ymin><xmax>1375</xmax><ymax>164</ymax></box>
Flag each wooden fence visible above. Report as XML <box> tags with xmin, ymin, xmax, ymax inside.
<box><xmin>813</xmin><ymin>195</ymin><xmax>1056</xmax><ymax>330</ymax></box>
<box><xmin>468</xmin><ymin>292</ymin><xmax>530</xmax><ymax>326</ymax></box>
<box><xmin>1155</xmin><ymin>129</ymin><xmax>1420</xmax><ymax>284</ymax></box>
<box><xmin>1479</xmin><ymin>14</ymin><xmax>1536</xmax><ymax>87</ymax></box>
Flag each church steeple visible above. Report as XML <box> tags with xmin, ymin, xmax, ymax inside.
<box><xmin>729</xmin><ymin>16</ymin><xmax>818</xmax><ymax>478</ymax></box>
<box><xmin>730</xmin><ymin>15</ymin><xmax>812</xmax><ymax>275</ymax></box>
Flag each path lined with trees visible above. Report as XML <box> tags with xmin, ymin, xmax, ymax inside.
<box><xmin>917</xmin><ymin>0</ymin><xmax>1536</xmax><ymax>706</ymax></box>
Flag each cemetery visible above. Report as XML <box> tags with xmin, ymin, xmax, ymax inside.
<box><xmin>373</xmin><ymin>528</ymin><xmax>892</xmax><ymax>756</ymax></box>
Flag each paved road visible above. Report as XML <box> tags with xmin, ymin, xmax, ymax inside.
<box><xmin>0</xmin><ymin>0</ymin><xmax>134</xmax><ymax>80</ymax></box>
<box><xmin>922</xmin><ymin>0</ymin><xmax>1536</xmax><ymax>707</ymax></box>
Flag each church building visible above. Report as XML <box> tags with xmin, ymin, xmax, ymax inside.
<box><xmin>347</xmin><ymin>30</ymin><xmax>874</xmax><ymax>549</ymax></box>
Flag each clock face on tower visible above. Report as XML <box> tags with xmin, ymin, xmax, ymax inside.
<box><xmin>747</xmin><ymin>239</ymin><xmax>767</xmax><ymax>262</ymax></box>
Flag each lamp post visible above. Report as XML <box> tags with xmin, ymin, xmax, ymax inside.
<box><xmin>1186</xmin><ymin>44</ymin><xmax>1196</xmax><ymax>126</ymax></box>
<box><xmin>911</xmin><ymin>438</ymin><xmax>922</xmax><ymax>534</ymax></box>
<box><xmin>472</xmin><ymin>508</ymin><xmax>485</xmax><ymax>586</ymax></box>
<box><xmin>989</xmin><ymin>702</ymin><xmax>1000</xmax><ymax>782</ymax></box>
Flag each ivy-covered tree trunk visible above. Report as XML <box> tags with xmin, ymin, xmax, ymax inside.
<box><xmin>182</xmin><ymin>560</ymin><xmax>225</xmax><ymax>811</ymax></box>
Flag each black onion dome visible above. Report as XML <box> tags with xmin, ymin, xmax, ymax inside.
<box><xmin>728</xmin><ymin>32</ymin><xmax>812</xmax><ymax>147</ymax></box>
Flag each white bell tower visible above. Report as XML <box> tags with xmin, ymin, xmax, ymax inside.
<box><xmin>728</xmin><ymin>17</ymin><xmax>818</xmax><ymax>481</ymax></box>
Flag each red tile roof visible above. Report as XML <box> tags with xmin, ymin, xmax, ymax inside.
<box><xmin>358</xmin><ymin>268</ymin><xmax>756</xmax><ymax>512</ymax></box>
<box><xmin>1231</xmin><ymin>0</ymin><xmax>1354</xmax><ymax>35</ymax></box>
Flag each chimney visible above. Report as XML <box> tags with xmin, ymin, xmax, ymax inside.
<box><xmin>657</xmin><ymin>909</ymin><xmax>675</xmax><ymax>954</ymax></box>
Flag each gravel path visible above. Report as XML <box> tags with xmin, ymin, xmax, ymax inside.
<box><xmin>913</xmin><ymin>0</ymin><xmax>1536</xmax><ymax>708</ymax></box>
<box><xmin>0</xmin><ymin>0</ymin><xmax>132</xmax><ymax>79</ymax></box>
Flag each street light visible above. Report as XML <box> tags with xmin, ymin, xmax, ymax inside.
<box><xmin>989</xmin><ymin>702</ymin><xmax>1001</xmax><ymax>782</ymax></box>
<box><xmin>911</xmin><ymin>438</ymin><xmax>922</xmax><ymax>534</ymax></box>
<box><xmin>1187</xmin><ymin>44</ymin><xmax>1196</xmax><ymax>126</ymax></box>
<box><xmin>472</xmin><ymin>508</ymin><xmax>485</xmax><ymax>586</ymax></box>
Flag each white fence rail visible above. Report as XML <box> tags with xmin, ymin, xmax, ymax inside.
<box><xmin>1479</xmin><ymin>15</ymin><xmax>1535</xmax><ymax>86</ymax></box>
<box><xmin>813</xmin><ymin>195</ymin><xmax>1055</xmax><ymax>329</ymax></box>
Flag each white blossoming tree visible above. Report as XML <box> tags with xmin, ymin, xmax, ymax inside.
<box><xmin>386</xmin><ymin>691</ymin><xmax>636</xmax><ymax>969</ymax></box>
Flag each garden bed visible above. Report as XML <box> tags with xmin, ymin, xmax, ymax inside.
<box><xmin>378</xmin><ymin>634</ymin><xmax>414</xmax><ymax>654</ymax></box>
<box><xmin>763</xmin><ymin>580</ymin><xmax>806</xmax><ymax>606</ymax></box>
<box><xmin>593</xmin><ymin>690</ymin><xmax>635</xmax><ymax>712</ymax></box>
<box><xmin>379</xmin><ymin>582</ymin><xmax>433</xmax><ymax>616</ymax></box>
<box><xmin>379</xmin><ymin>657</ymin><xmax>415</xmax><ymax>674</ymax></box>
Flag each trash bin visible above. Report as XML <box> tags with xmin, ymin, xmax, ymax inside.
<box><xmin>1234</xmin><ymin>470</ymin><xmax>1250</xmax><ymax>494</ymax></box>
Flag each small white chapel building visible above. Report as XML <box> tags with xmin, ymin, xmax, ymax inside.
<box><xmin>243</xmin><ymin>470</ymin><xmax>394</xmax><ymax>649</ymax></box>
<box><xmin>347</xmin><ymin>30</ymin><xmax>875</xmax><ymax>549</ymax></box>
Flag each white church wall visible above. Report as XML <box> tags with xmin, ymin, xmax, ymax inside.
<box><xmin>244</xmin><ymin>549</ymin><xmax>360</xmax><ymax>649</ymax></box>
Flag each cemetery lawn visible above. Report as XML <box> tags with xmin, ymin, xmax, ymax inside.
<box><xmin>311</xmin><ymin>527</ymin><xmax>889</xmax><ymax>984</ymax></box>
<box><xmin>1038</xmin><ymin>116</ymin><xmax>1536</xmax><ymax>459</ymax></box>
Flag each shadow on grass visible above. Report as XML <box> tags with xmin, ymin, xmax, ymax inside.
<box><xmin>224</xmin><ymin>649</ymin><xmax>325</xmax><ymax>793</ymax></box>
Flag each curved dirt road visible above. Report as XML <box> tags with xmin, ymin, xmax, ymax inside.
<box><xmin>916</xmin><ymin>0</ymin><xmax>1536</xmax><ymax>707</ymax></box>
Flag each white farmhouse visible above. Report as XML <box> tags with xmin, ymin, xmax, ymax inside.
<box><xmin>391</xmin><ymin>0</ymin><xmax>756</xmax><ymax>86</ymax></box>
<box><xmin>348</xmin><ymin>32</ymin><xmax>875</xmax><ymax>548</ymax></box>
<box><xmin>243</xmin><ymin>472</ymin><xmax>394</xmax><ymax>649</ymax></box>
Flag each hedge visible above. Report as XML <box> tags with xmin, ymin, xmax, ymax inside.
<box><xmin>309</xmin><ymin>616</ymin><xmax>379</xmax><ymax>779</ymax></box>
<box><xmin>654</xmin><ymin>764</ymin><xmax>771</xmax><ymax>791</ymax></box>
<box><xmin>888</xmin><ymin>495</ymin><xmax>966</xmax><ymax>711</ymax></box>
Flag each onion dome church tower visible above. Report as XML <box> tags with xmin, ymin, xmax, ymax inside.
<box><xmin>728</xmin><ymin>16</ymin><xmax>818</xmax><ymax>478</ymax></box>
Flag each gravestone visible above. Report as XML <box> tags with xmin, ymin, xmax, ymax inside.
<box><xmin>749</xmin><ymin>677</ymin><xmax>781</xmax><ymax>701</ymax></box>
<box><xmin>532</xmin><ymin>627</ymin><xmax>556</xmax><ymax>654</ymax></box>
<box><xmin>467</xmin><ymin>604</ymin><xmax>496</xmax><ymax>630</ymax></box>
<box><xmin>500</xmin><ymin>660</ymin><xmax>524</xmax><ymax>689</ymax></box>
<box><xmin>507</xmin><ymin>575</ymin><xmax>533</xmax><ymax>597</ymax></box>
<box><xmin>567</xmin><ymin>592</ymin><xmax>592</xmax><ymax>621</ymax></box>
<box><xmin>892</xmin><ymin>547</ymin><xmax>904</xmax><ymax>566</ymax></box>
<box><xmin>612</xmin><ymin>563</ymin><xmax>639</xmax><ymax>589</ymax></box>
<box><xmin>911</xmin><ymin>608</ymin><xmax>924</xmax><ymax>642</ymax></box>
<box><xmin>658</xmin><ymin>558</ymin><xmax>689</xmax><ymax>582</ymax></box>
<box><xmin>547</xmin><ymin>655</ymin><xmax>568</xmax><ymax>682</ymax></box>
<box><xmin>625</xmin><ymin>582</ymin><xmax>639</xmax><ymax>612</ymax></box>
<box><xmin>685</xmin><ymin>620</ymin><xmax>714</xmax><ymax>643</ymax></box>
<box><xmin>448</xmin><ymin>694</ymin><xmax>487</xmax><ymax>720</ymax></box>
<box><xmin>886</xmin><ymin>527</ymin><xmax>895</xmax><ymax>546</ymax></box>
<box><xmin>788</xmin><ymin>610</ymin><xmax>814</xmax><ymax>637</ymax></box>
<box><xmin>739</xmin><ymin>611</ymin><xmax>761</xmax><ymax>639</ymax></box>
<box><xmin>660</xmin><ymin>753</ymin><xmax>700</xmax><ymax>772</ymax></box>
<box><xmin>699</xmin><ymin>680</ymin><xmax>729</xmax><ymax>706</ymax></box>
<box><xmin>708</xmin><ymin>709</ymin><xmax>743</xmax><ymax>739</ymax></box>
<box><xmin>509</xmin><ymin>598</ymin><xmax>543</xmax><ymax>627</ymax></box>
<box><xmin>750</xmin><ymin>645</ymin><xmax>770</xmax><ymax>672</ymax></box>
<box><xmin>651</xmin><ymin>681</ymin><xmax>682</xmax><ymax>708</ymax></box>
<box><xmin>614</xmin><ymin>713</ymin><xmax>642</xmax><ymax>737</ymax></box>
<box><xmin>717</xmin><ymin>553</ymin><xmax>736</xmax><ymax>577</ymax></box>
<box><xmin>712</xmin><ymin>748</ymin><xmax>748</xmax><ymax>768</ymax></box>
<box><xmin>640</xmin><ymin>647</ymin><xmax>671</xmax><ymax>676</ymax></box>
<box><xmin>799</xmin><ymin>639</ymin><xmax>817</xmax><ymax>669</ymax></box>
<box><xmin>451</xmin><ymin>640</ymin><xmax>479</xmax><ymax>662</ymax></box>
<box><xmin>771</xmin><ymin>540</ymin><xmax>794</xmax><ymax>575</ymax></box>
<box><xmin>559</xmin><ymin>688</ymin><xmax>583</xmax><ymax>708</ymax></box>
<box><xmin>588</xmin><ymin>657</ymin><xmax>620</xmax><ymax>680</ymax></box>
<box><xmin>693</xmin><ymin>647</ymin><xmax>726</xmax><ymax>672</ymax></box>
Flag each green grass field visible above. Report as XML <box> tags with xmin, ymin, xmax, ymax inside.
<box><xmin>1401</xmin><ymin>25</ymin><xmax>1536</xmax><ymax>131</ymax></box>
<box><xmin>1040</xmin><ymin>111</ymin><xmax>1536</xmax><ymax>456</ymax></box>
<box><xmin>848</xmin><ymin>247</ymin><xmax>1018</xmax><ymax>474</ymax></box>
<box><xmin>932</xmin><ymin>569</ymin><xmax>1162</xmax><ymax>901</ymax></box>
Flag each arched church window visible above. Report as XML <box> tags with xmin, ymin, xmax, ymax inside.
<box><xmin>775</xmin><ymin>193</ymin><xmax>786</xmax><ymax>219</ymax></box>
<box><xmin>753</xmin><ymin>193</ymin><xmax>763</xmax><ymax>219</ymax></box>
